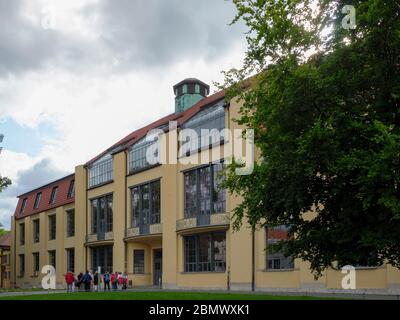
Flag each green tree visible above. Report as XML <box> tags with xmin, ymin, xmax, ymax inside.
<box><xmin>0</xmin><ymin>222</ymin><xmax>9</xmax><ymax>236</ymax></box>
<box><xmin>220</xmin><ymin>0</ymin><xmax>400</xmax><ymax>277</ymax></box>
<box><xmin>0</xmin><ymin>176</ymin><xmax>12</xmax><ymax>235</ymax></box>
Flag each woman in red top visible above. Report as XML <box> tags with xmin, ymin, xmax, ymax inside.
<box><xmin>65</xmin><ymin>271</ymin><xmax>75</xmax><ymax>293</ymax></box>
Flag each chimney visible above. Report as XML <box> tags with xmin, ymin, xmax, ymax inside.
<box><xmin>173</xmin><ymin>78</ymin><xmax>210</xmax><ymax>113</ymax></box>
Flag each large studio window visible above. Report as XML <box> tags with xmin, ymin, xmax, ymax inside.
<box><xmin>184</xmin><ymin>232</ymin><xmax>226</xmax><ymax>273</ymax></box>
<box><xmin>88</xmin><ymin>154</ymin><xmax>113</xmax><ymax>188</ymax></box>
<box><xmin>181</xmin><ymin>102</ymin><xmax>225</xmax><ymax>153</ymax></box>
<box><xmin>131</xmin><ymin>180</ymin><xmax>161</xmax><ymax>228</ymax></box>
<box><xmin>90</xmin><ymin>194</ymin><xmax>113</xmax><ymax>234</ymax></box>
<box><xmin>266</xmin><ymin>225</ymin><xmax>294</xmax><ymax>270</ymax></box>
<box><xmin>184</xmin><ymin>163</ymin><xmax>225</xmax><ymax>219</ymax></box>
<box><xmin>128</xmin><ymin>132</ymin><xmax>162</xmax><ymax>173</ymax></box>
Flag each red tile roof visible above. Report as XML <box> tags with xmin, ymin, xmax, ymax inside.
<box><xmin>14</xmin><ymin>174</ymin><xmax>75</xmax><ymax>220</ymax></box>
<box><xmin>85</xmin><ymin>89</ymin><xmax>225</xmax><ymax>166</ymax></box>
<box><xmin>0</xmin><ymin>233</ymin><xmax>11</xmax><ymax>248</ymax></box>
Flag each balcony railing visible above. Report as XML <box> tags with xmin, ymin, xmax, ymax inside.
<box><xmin>126</xmin><ymin>223</ymin><xmax>162</xmax><ymax>238</ymax></box>
<box><xmin>176</xmin><ymin>213</ymin><xmax>230</xmax><ymax>232</ymax></box>
<box><xmin>86</xmin><ymin>231</ymin><xmax>114</xmax><ymax>242</ymax></box>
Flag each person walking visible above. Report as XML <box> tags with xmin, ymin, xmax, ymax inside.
<box><xmin>117</xmin><ymin>272</ymin><xmax>123</xmax><ymax>290</ymax></box>
<box><xmin>112</xmin><ymin>272</ymin><xmax>118</xmax><ymax>291</ymax></box>
<box><xmin>65</xmin><ymin>270</ymin><xmax>75</xmax><ymax>293</ymax></box>
<box><xmin>83</xmin><ymin>270</ymin><xmax>92</xmax><ymax>292</ymax></box>
<box><xmin>93</xmin><ymin>271</ymin><xmax>99</xmax><ymax>292</ymax></box>
<box><xmin>103</xmin><ymin>271</ymin><xmax>111</xmax><ymax>291</ymax></box>
<box><xmin>89</xmin><ymin>269</ymin><xmax>94</xmax><ymax>292</ymax></box>
<box><xmin>76</xmin><ymin>272</ymin><xmax>83</xmax><ymax>292</ymax></box>
<box><xmin>122</xmin><ymin>272</ymin><xmax>128</xmax><ymax>290</ymax></box>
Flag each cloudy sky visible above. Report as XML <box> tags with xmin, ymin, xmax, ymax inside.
<box><xmin>0</xmin><ymin>0</ymin><xmax>246</xmax><ymax>229</ymax></box>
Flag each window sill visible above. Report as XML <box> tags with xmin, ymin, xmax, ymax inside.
<box><xmin>87</xmin><ymin>180</ymin><xmax>114</xmax><ymax>191</ymax></box>
<box><xmin>127</xmin><ymin>163</ymin><xmax>162</xmax><ymax>176</ymax></box>
<box><xmin>131</xmin><ymin>273</ymin><xmax>150</xmax><ymax>276</ymax></box>
<box><xmin>178</xmin><ymin>140</ymin><xmax>226</xmax><ymax>160</ymax></box>
<box><xmin>180</xmin><ymin>271</ymin><xmax>226</xmax><ymax>275</ymax></box>
<box><xmin>262</xmin><ymin>268</ymin><xmax>297</xmax><ymax>272</ymax></box>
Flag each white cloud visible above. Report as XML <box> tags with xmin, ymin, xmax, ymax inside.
<box><xmin>0</xmin><ymin>0</ymin><xmax>247</xmax><ymax>229</ymax></box>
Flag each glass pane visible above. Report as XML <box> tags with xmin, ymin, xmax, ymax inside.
<box><xmin>198</xmin><ymin>234</ymin><xmax>211</xmax><ymax>272</ymax></box>
<box><xmin>141</xmin><ymin>184</ymin><xmax>150</xmax><ymax>225</ymax></box>
<box><xmin>184</xmin><ymin>171</ymin><xmax>197</xmax><ymax>218</ymax></box>
<box><xmin>132</xmin><ymin>187</ymin><xmax>140</xmax><ymax>227</ymax></box>
<box><xmin>151</xmin><ymin>181</ymin><xmax>160</xmax><ymax>224</ymax></box>
<box><xmin>266</xmin><ymin>225</ymin><xmax>294</xmax><ymax>270</ymax></box>
<box><xmin>199</xmin><ymin>167</ymin><xmax>211</xmax><ymax>216</ymax></box>
<box><xmin>212</xmin><ymin>232</ymin><xmax>226</xmax><ymax>271</ymax></box>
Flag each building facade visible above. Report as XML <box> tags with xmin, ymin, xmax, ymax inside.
<box><xmin>0</xmin><ymin>233</ymin><xmax>11</xmax><ymax>289</ymax></box>
<box><xmin>10</xmin><ymin>78</ymin><xmax>400</xmax><ymax>293</ymax></box>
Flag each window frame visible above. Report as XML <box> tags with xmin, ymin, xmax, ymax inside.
<box><xmin>48</xmin><ymin>250</ymin><xmax>56</xmax><ymax>269</ymax></box>
<box><xmin>33</xmin><ymin>192</ymin><xmax>42</xmax><ymax>209</ymax></box>
<box><xmin>18</xmin><ymin>254</ymin><xmax>25</xmax><ymax>276</ymax></box>
<box><xmin>19</xmin><ymin>223</ymin><xmax>25</xmax><ymax>245</ymax></box>
<box><xmin>67</xmin><ymin>180</ymin><xmax>75</xmax><ymax>198</ymax></box>
<box><xmin>33</xmin><ymin>219</ymin><xmax>40</xmax><ymax>243</ymax></box>
<box><xmin>49</xmin><ymin>186</ymin><xmax>58</xmax><ymax>204</ymax></box>
<box><xmin>265</xmin><ymin>225</ymin><xmax>294</xmax><ymax>271</ymax></box>
<box><xmin>133</xmin><ymin>249</ymin><xmax>145</xmax><ymax>274</ymax></box>
<box><xmin>20</xmin><ymin>198</ymin><xmax>27</xmax><ymax>214</ymax></box>
<box><xmin>32</xmin><ymin>252</ymin><xmax>40</xmax><ymax>274</ymax></box>
<box><xmin>48</xmin><ymin>214</ymin><xmax>56</xmax><ymax>240</ymax></box>
<box><xmin>90</xmin><ymin>194</ymin><xmax>113</xmax><ymax>234</ymax></box>
<box><xmin>130</xmin><ymin>179</ymin><xmax>161</xmax><ymax>228</ymax></box>
<box><xmin>184</xmin><ymin>232</ymin><xmax>226</xmax><ymax>273</ymax></box>
<box><xmin>181</xmin><ymin>102</ymin><xmax>225</xmax><ymax>153</ymax></box>
<box><xmin>88</xmin><ymin>155</ymin><xmax>113</xmax><ymax>188</ymax></box>
<box><xmin>66</xmin><ymin>209</ymin><xmax>75</xmax><ymax>237</ymax></box>
<box><xmin>66</xmin><ymin>248</ymin><xmax>75</xmax><ymax>273</ymax></box>
<box><xmin>183</xmin><ymin>162</ymin><xmax>225</xmax><ymax>219</ymax></box>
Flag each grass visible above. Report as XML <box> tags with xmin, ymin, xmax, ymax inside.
<box><xmin>0</xmin><ymin>291</ymin><xmax>336</xmax><ymax>300</ymax></box>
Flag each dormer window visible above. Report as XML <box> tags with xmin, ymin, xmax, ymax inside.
<box><xmin>20</xmin><ymin>198</ymin><xmax>27</xmax><ymax>214</ymax></box>
<box><xmin>49</xmin><ymin>186</ymin><xmax>58</xmax><ymax>204</ymax></box>
<box><xmin>33</xmin><ymin>192</ymin><xmax>42</xmax><ymax>209</ymax></box>
<box><xmin>67</xmin><ymin>180</ymin><xmax>75</xmax><ymax>198</ymax></box>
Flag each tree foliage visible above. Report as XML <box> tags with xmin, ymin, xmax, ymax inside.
<box><xmin>221</xmin><ymin>0</ymin><xmax>400</xmax><ymax>276</ymax></box>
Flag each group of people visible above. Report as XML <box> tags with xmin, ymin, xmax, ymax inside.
<box><xmin>65</xmin><ymin>270</ymin><xmax>128</xmax><ymax>293</ymax></box>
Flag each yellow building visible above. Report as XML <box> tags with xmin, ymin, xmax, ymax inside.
<box><xmin>10</xmin><ymin>78</ymin><xmax>400</xmax><ymax>294</ymax></box>
<box><xmin>0</xmin><ymin>233</ymin><xmax>11</xmax><ymax>289</ymax></box>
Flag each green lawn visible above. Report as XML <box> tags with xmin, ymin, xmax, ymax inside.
<box><xmin>0</xmin><ymin>291</ymin><xmax>335</xmax><ymax>300</ymax></box>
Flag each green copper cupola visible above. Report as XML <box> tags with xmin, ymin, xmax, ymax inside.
<box><xmin>173</xmin><ymin>78</ymin><xmax>210</xmax><ymax>113</ymax></box>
